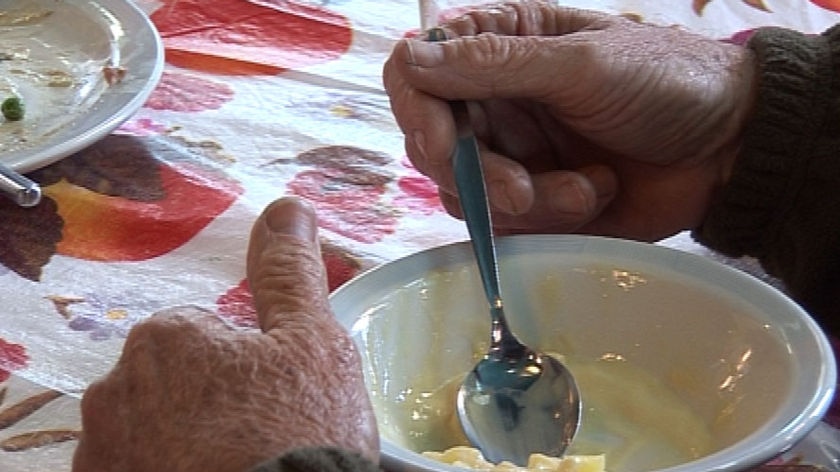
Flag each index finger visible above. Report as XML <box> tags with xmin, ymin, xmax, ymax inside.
<box><xmin>385</xmin><ymin>4</ymin><xmax>616</xmax><ymax>102</ymax></box>
<box><xmin>246</xmin><ymin>197</ymin><xmax>331</xmax><ymax>334</ymax></box>
<box><xmin>437</xmin><ymin>1</ymin><xmax>612</xmax><ymax>39</ymax></box>
<box><xmin>383</xmin><ymin>54</ymin><xmax>456</xmax><ymax>186</ymax></box>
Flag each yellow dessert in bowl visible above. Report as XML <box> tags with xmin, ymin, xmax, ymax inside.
<box><xmin>330</xmin><ymin>235</ymin><xmax>835</xmax><ymax>472</ymax></box>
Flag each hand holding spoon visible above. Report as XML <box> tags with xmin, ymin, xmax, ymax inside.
<box><xmin>432</xmin><ymin>26</ymin><xmax>582</xmax><ymax>467</ymax></box>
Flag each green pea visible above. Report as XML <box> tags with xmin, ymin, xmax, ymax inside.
<box><xmin>2</xmin><ymin>97</ymin><xmax>24</xmax><ymax>121</ymax></box>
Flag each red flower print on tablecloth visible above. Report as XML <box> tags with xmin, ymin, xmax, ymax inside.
<box><xmin>216</xmin><ymin>244</ymin><xmax>368</xmax><ymax>328</ymax></box>
<box><xmin>150</xmin><ymin>0</ymin><xmax>353</xmax><ymax>75</ymax></box>
<box><xmin>217</xmin><ymin>279</ymin><xmax>258</xmax><ymax>329</ymax></box>
<box><xmin>144</xmin><ymin>71</ymin><xmax>235</xmax><ymax>112</ymax></box>
<box><xmin>0</xmin><ymin>338</ymin><xmax>28</xmax><ymax>383</ymax></box>
<box><xmin>810</xmin><ymin>0</ymin><xmax>840</xmax><ymax>11</ymax></box>
<box><xmin>289</xmin><ymin>169</ymin><xmax>395</xmax><ymax>243</ymax></box>
<box><xmin>321</xmin><ymin>241</ymin><xmax>368</xmax><ymax>291</ymax></box>
<box><xmin>32</xmin><ymin>134</ymin><xmax>242</xmax><ymax>263</ymax></box>
<box><xmin>1</xmin><ymin>135</ymin><xmax>241</xmax><ymax>280</ymax></box>
<box><xmin>284</xmin><ymin>146</ymin><xmax>397</xmax><ymax>244</ymax></box>
<box><xmin>117</xmin><ymin>117</ymin><xmax>170</xmax><ymax>136</ymax></box>
<box><xmin>394</xmin><ymin>157</ymin><xmax>444</xmax><ymax>216</ymax></box>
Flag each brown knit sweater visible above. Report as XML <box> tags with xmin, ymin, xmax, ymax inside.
<box><xmin>693</xmin><ymin>24</ymin><xmax>840</xmax><ymax>335</ymax></box>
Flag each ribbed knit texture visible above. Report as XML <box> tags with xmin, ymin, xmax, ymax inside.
<box><xmin>693</xmin><ymin>25</ymin><xmax>840</xmax><ymax>331</ymax></box>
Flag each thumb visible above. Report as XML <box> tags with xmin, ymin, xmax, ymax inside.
<box><xmin>246</xmin><ymin>197</ymin><xmax>330</xmax><ymax>334</ymax></box>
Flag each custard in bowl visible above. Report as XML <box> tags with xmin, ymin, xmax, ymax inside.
<box><xmin>329</xmin><ymin>235</ymin><xmax>836</xmax><ymax>472</ymax></box>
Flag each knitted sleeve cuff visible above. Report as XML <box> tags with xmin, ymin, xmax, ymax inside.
<box><xmin>692</xmin><ymin>24</ymin><xmax>840</xmax><ymax>325</ymax></box>
<box><xmin>692</xmin><ymin>25</ymin><xmax>835</xmax><ymax>258</ymax></box>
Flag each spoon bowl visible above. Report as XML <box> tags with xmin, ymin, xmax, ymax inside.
<box><xmin>457</xmin><ymin>321</ymin><xmax>581</xmax><ymax>465</ymax></box>
<box><xmin>447</xmin><ymin>89</ymin><xmax>582</xmax><ymax>464</ymax></box>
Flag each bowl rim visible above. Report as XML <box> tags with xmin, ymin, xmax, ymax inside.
<box><xmin>330</xmin><ymin>234</ymin><xmax>837</xmax><ymax>472</ymax></box>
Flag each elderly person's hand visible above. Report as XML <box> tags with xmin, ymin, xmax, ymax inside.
<box><xmin>72</xmin><ymin>197</ymin><xmax>379</xmax><ymax>472</ymax></box>
<box><xmin>383</xmin><ymin>1</ymin><xmax>756</xmax><ymax>242</ymax></box>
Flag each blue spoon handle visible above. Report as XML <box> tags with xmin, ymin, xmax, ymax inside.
<box><xmin>450</xmin><ymin>101</ymin><xmax>502</xmax><ymax>310</ymax></box>
<box><xmin>424</xmin><ymin>28</ymin><xmax>503</xmax><ymax>311</ymax></box>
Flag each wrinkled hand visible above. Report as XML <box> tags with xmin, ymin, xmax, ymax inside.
<box><xmin>383</xmin><ymin>1</ymin><xmax>756</xmax><ymax>241</ymax></box>
<box><xmin>72</xmin><ymin>198</ymin><xmax>379</xmax><ymax>472</ymax></box>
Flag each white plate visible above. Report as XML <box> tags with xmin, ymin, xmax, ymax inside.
<box><xmin>0</xmin><ymin>0</ymin><xmax>164</xmax><ymax>172</ymax></box>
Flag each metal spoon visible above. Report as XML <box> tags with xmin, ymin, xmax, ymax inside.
<box><xmin>0</xmin><ymin>161</ymin><xmax>41</xmax><ymax>207</ymax></box>
<box><xmin>436</xmin><ymin>31</ymin><xmax>581</xmax><ymax>465</ymax></box>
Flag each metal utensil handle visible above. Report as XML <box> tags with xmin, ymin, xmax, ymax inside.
<box><xmin>0</xmin><ymin>162</ymin><xmax>41</xmax><ymax>207</ymax></box>
<box><xmin>425</xmin><ymin>27</ymin><xmax>503</xmax><ymax>310</ymax></box>
<box><xmin>450</xmin><ymin>102</ymin><xmax>503</xmax><ymax>309</ymax></box>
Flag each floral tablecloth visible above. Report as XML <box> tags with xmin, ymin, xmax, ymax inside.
<box><xmin>1</xmin><ymin>0</ymin><xmax>839</xmax><ymax>470</ymax></box>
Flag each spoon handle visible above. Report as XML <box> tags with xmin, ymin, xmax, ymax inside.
<box><xmin>0</xmin><ymin>162</ymin><xmax>41</xmax><ymax>208</ymax></box>
<box><xmin>449</xmin><ymin>100</ymin><xmax>503</xmax><ymax>310</ymax></box>
<box><xmin>424</xmin><ymin>29</ymin><xmax>503</xmax><ymax>309</ymax></box>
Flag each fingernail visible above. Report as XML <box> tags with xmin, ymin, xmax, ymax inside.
<box><xmin>265</xmin><ymin>198</ymin><xmax>318</xmax><ymax>242</ymax></box>
<box><xmin>487</xmin><ymin>182</ymin><xmax>518</xmax><ymax>214</ymax></box>
<box><xmin>487</xmin><ymin>174</ymin><xmax>533</xmax><ymax>215</ymax></box>
<box><xmin>406</xmin><ymin>39</ymin><xmax>444</xmax><ymax>67</ymax></box>
<box><xmin>551</xmin><ymin>180</ymin><xmax>588</xmax><ymax>214</ymax></box>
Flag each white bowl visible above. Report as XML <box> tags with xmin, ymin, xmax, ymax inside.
<box><xmin>330</xmin><ymin>235</ymin><xmax>836</xmax><ymax>472</ymax></box>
